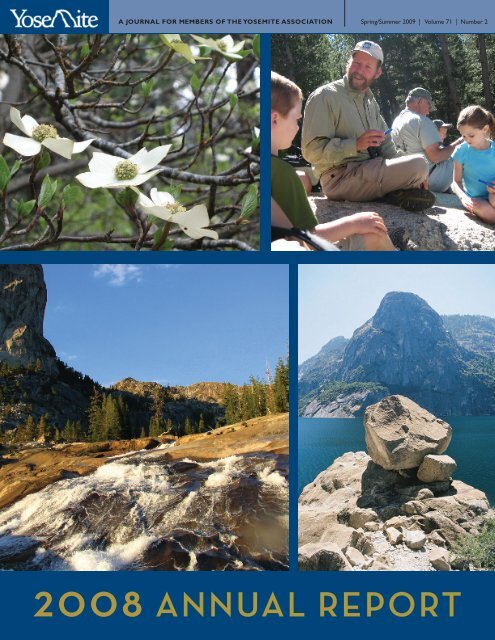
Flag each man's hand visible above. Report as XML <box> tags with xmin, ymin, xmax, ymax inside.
<box><xmin>356</xmin><ymin>129</ymin><xmax>386</xmax><ymax>152</ymax></box>
<box><xmin>347</xmin><ymin>211</ymin><xmax>389</xmax><ymax>236</ymax></box>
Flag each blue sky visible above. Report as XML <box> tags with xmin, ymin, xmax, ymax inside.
<box><xmin>299</xmin><ymin>264</ymin><xmax>495</xmax><ymax>363</ymax></box>
<box><xmin>43</xmin><ymin>264</ymin><xmax>288</xmax><ymax>387</ymax></box>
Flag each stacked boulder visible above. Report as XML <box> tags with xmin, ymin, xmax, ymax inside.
<box><xmin>299</xmin><ymin>395</ymin><xmax>492</xmax><ymax>571</ymax></box>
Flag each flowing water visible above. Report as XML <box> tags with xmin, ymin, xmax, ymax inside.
<box><xmin>0</xmin><ymin>447</ymin><xmax>288</xmax><ymax>571</ymax></box>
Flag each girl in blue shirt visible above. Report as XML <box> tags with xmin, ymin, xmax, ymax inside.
<box><xmin>452</xmin><ymin>105</ymin><xmax>495</xmax><ymax>223</ymax></box>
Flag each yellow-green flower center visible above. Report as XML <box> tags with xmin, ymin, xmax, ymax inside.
<box><xmin>217</xmin><ymin>41</ymin><xmax>228</xmax><ymax>52</ymax></box>
<box><xmin>168</xmin><ymin>202</ymin><xmax>186</xmax><ymax>214</ymax></box>
<box><xmin>114</xmin><ymin>160</ymin><xmax>139</xmax><ymax>181</ymax></box>
<box><xmin>32</xmin><ymin>124</ymin><xmax>57</xmax><ymax>143</ymax></box>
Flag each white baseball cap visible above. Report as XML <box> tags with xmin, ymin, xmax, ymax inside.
<box><xmin>352</xmin><ymin>41</ymin><xmax>384</xmax><ymax>64</ymax></box>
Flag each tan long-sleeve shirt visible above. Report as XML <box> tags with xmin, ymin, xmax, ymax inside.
<box><xmin>301</xmin><ymin>76</ymin><xmax>398</xmax><ymax>179</ymax></box>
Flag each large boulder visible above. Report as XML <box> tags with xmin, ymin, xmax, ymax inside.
<box><xmin>364</xmin><ymin>395</ymin><xmax>452</xmax><ymax>470</ymax></box>
<box><xmin>418</xmin><ymin>454</ymin><xmax>457</xmax><ymax>482</ymax></box>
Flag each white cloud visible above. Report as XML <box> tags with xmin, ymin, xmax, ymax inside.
<box><xmin>93</xmin><ymin>264</ymin><xmax>143</xmax><ymax>287</ymax></box>
<box><xmin>60</xmin><ymin>352</ymin><xmax>78</xmax><ymax>362</ymax></box>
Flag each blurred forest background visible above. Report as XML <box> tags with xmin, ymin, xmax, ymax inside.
<box><xmin>272</xmin><ymin>34</ymin><xmax>495</xmax><ymax>145</ymax></box>
<box><xmin>0</xmin><ymin>34</ymin><xmax>259</xmax><ymax>250</ymax></box>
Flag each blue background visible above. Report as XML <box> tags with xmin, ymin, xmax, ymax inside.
<box><xmin>1</xmin><ymin>2</ymin><xmax>495</xmax><ymax>635</ymax></box>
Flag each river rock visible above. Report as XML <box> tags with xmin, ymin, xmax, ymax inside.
<box><xmin>364</xmin><ymin>395</ymin><xmax>452</xmax><ymax>470</ymax></box>
<box><xmin>418</xmin><ymin>454</ymin><xmax>457</xmax><ymax>482</ymax></box>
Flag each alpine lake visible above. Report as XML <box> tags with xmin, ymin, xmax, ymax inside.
<box><xmin>298</xmin><ymin>416</ymin><xmax>495</xmax><ymax>505</ymax></box>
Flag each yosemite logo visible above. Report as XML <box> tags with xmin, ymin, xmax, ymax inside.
<box><xmin>10</xmin><ymin>8</ymin><xmax>98</xmax><ymax>29</ymax></box>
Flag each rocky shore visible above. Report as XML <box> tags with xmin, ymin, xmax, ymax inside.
<box><xmin>299</xmin><ymin>396</ymin><xmax>493</xmax><ymax>571</ymax></box>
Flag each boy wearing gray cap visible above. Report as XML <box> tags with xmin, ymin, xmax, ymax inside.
<box><xmin>301</xmin><ymin>41</ymin><xmax>434</xmax><ymax>211</ymax></box>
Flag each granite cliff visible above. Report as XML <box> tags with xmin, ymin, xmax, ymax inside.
<box><xmin>0</xmin><ymin>265</ymin><xmax>236</xmax><ymax>437</ymax></box>
<box><xmin>299</xmin><ymin>292</ymin><xmax>495</xmax><ymax>417</ymax></box>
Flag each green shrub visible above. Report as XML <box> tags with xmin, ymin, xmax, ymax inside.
<box><xmin>453</xmin><ymin>520</ymin><xmax>495</xmax><ymax>569</ymax></box>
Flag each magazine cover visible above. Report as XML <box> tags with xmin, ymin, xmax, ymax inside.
<box><xmin>1</xmin><ymin>0</ymin><xmax>494</xmax><ymax>637</ymax></box>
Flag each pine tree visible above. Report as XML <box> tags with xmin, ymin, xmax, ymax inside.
<box><xmin>16</xmin><ymin>415</ymin><xmax>37</xmax><ymax>442</ymax></box>
<box><xmin>184</xmin><ymin>416</ymin><xmax>192</xmax><ymax>435</ymax></box>
<box><xmin>274</xmin><ymin>356</ymin><xmax>289</xmax><ymax>413</ymax></box>
<box><xmin>148</xmin><ymin>388</ymin><xmax>165</xmax><ymax>437</ymax></box>
<box><xmin>101</xmin><ymin>395</ymin><xmax>122</xmax><ymax>440</ymax></box>
<box><xmin>37</xmin><ymin>414</ymin><xmax>54</xmax><ymax>442</ymax></box>
<box><xmin>88</xmin><ymin>387</ymin><xmax>103</xmax><ymax>442</ymax></box>
<box><xmin>223</xmin><ymin>384</ymin><xmax>240</xmax><ymax>425</ymax></box>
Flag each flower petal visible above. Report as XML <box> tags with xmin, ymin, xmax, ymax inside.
<box><xmin>42</xmin><ymin>137</ymin><xmax>75</xmax><ymax>159</ymax></box>
<box><xmin>171</xmin><ymin>204</ymin><xmax>210</xmax><ymax>229</ymax></box>
<box><xmin>72</xmin><ymin>139</ymin><xmax>95</xmax><ymax>154</ymax></box>
<box><xmin>2</xmin><ymin>132</ymin><xmax>41</xmax><ymax>156</ymax></box>
<box><xmin>137</xmin><ymin>192</ymin><xmax>154</xmax><ymax>209</ymax></box>
<box><xmin>10</xmin><ymin>107</ymin><xmax>38</xmax><ymax>136</ymax></box>
<box><xmin>219</xmin><ymin>35</ymin><xmax>235</xmax><ymax>50</ymax></box>
<box><xmin>231</xmin><ymin>40</ymin><xmax>246</xmax><ymax>53</ymax></box>
<box><xmin>191</xmin><ymin>35</ymin><xmax>214</xmax><ymax>48</ymax></box>
<box><xmin>150</xmin><ymin>189</ymin><xmax>175</xmax><ymax>207</ymax></box>
<box><xmin>140</xmin><ymin>204</ymin><xmax>174</xmax><ymax>221</ymax></box>
<box><xmin>76</xmin><ymin>171</ymin><xmax>113</xmax><ymax>189</ymax></box>
<box><xmin>88</xmin><ymin>152</ymin><xmax>121</xmax><ymax>174</ymax></box>
<box><xmin>131</xmin><ymin>145</ymin><xmax>171</xmax><ymax>173</ymax></box>
<box><xmin>83</xmin><ymin>169</ymin><xmax>161</xmax><ymax>189</ymax></box>
<box><xmin>178</xmin><ymin>225</ymin><xmax>219</xmax><ymax>240</ymax></box>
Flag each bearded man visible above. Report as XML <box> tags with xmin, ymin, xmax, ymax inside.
<box><xmin>301</xmin><ymin>41</ymin><xmax>434</xmax><ymax>211</ymax></box>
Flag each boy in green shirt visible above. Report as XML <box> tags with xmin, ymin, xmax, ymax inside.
<box><xmin>271</xmin><ymin>72</ymin><xmax>395</xmax><ymax>251</ymax></box>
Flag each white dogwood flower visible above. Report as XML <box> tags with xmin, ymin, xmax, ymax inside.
<box><xmin>191</xmin><ymin>35</ymin><xmax>245</xmax><ymax>61</ymax></box>
<box><xmin>138</xmin><ymin>188</ymin><xmax>218</xmax><ymax>239</ymax></box>
<box><xmin>2</xmin><ymin>108</ymin><xmax>94</xmax><ymax>159</ymax></box>
<box><xmin>159</xmin><ymin>35</ymin><xmax>202</xmax><ymax>63</ymax></box>
<box><xmin>76</xmin><ymin>145</ymin><xmax>171</xmax><ymax>189</ymax></box>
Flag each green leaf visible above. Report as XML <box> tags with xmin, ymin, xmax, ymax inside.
<box><xmin>15</xmin><ymin>199</ymin><xmax>36</xmax><ymax>217</ymax></box>
<box><xmin>229</xmin><ymin>94</ymin><xmax>238</xmax><ymax>110</ymax></box>
<box><xmin>38</xmin><ymin>176</ymin><xmax>58</xmax><ymax>209</ymax></box>
<box><xmin>159</xmin><ymin>239</ymin><xmax>175</xmax><ymax>251</ymax></box>
<box><xmin>9</xmin><ymin>160</ymin><xmax>21</xmax><ymax>179</ymax></box>
<box><xmin>239</xmin><ymin>184</ymin><xmax>258</xmax><ymax>220</ymax></box>
<box><xmin>115</xmin><ymin>187</ymin><xmax>139</xmax><ymax>208</ymax></box>
<box><xmin>190</xmin><ymin>72</ymin><xmax>201</xmax><ymax>94</ymax></box>
<box><xmin>0</xmin><ymin>157</ymin><xmax>10</xmax><ymax>191</ymax></box>
<box><xmin>142</xmin><ymin>79</ymin><xmax>154</xmax><ymax>98</ymax></box>
<box><xmin>62</xmin><ymin>185</ymin><xmax>83</xmax><ymax>207</ymax></box>
<box><xmin>80</xmin><ymin>42</ymin><xmax>90</xmax><ymax>58</ymax></box>
<box><xmin>38</xmin><ymin>148</ymin><xmax>52</xmax><ymax>170</ymax></box>
<box><xmin>167</xmin><ymin>184</ymin><xmax>182</xmax><ymax>200</ymax></box>
<box><xmin>252</xmin><ymin>34</ymin><xmax>260</xmax><ymax>60</ymax></box>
